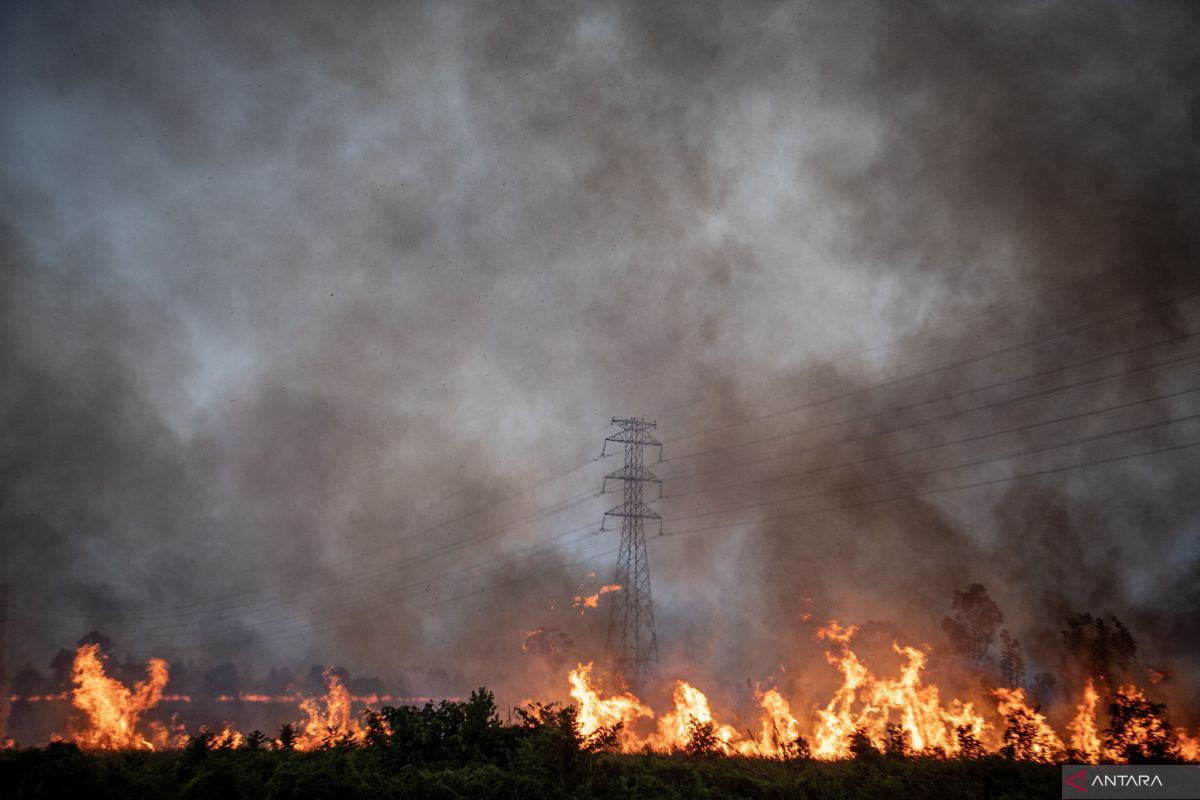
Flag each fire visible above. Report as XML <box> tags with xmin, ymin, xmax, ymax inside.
<box><xmin>993</xmin><ymin>687</ymin><xmax>1064</xmax><ymax>763</ymax></box>
<box><xmin>23</xmin><ymin>629</ymin><xmax>1197</xmax><ymax>763</ymax></box>
<box><xmin>567</xmin><ymin>662</ymin><xmax>652</xmax><ymax>748</ymax></box>
<box><xmin>572</xmin><ymin>584</ymin><xmax>623</xmax><ymax>613</ymax></box>
<box><xmin>294</xmin><ymin>668</ymin><xmax>364</xmax><ymax>750</ymax></box>
<box><xmin>755</xmin><ymin>689</ymin><xmax>803</xmax><ymax>757</ymax></box>
<box><xmin>1103</xmin><ymin>683</ymin><xmax>1176</xmax><ymax>762</ymax></box>
<box><xmin>812</xmin><ymin>623</ymin><xmax>987</xmax><ymax>758</ymax></box>
<box><xmin>1067</xmin><ymin>678</ymin><xmax>1102</xmax><ymax>763</ymax></box>
<box><xmin>1179</xmin><ymin>730</ymin><xmax>1200</xmax><ymax>763</ymax></box>
<box><xmin>653</xmin><ymin>680</ymin><xmax>743</xmax><ymax>753</ymax></box>
<box><xmin>68</xmin><ymin>643</ymin><xmax>182</xmax><ymax>750</ymax></box>
<box><xmin>209</xmin><ymin>723</ymin><xmax>244</xmax><ymax>749</ymax></box>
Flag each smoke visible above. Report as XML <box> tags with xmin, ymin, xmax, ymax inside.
<box><xmin>2</xmin><ymin>0</ymin><xmax>1198</xmax><ymax>721</ymax></box>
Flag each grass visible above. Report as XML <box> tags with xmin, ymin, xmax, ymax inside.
<box><xmin>0</xmin><ymin>743</ymin><xmax>1057</xmax><ymax>799</ymax></box>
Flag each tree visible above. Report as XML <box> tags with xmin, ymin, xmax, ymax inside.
<box><xmin>883</xmin><ymin>723</ymin><xmax>911</xmax><ymax>759</ymax></box>
<box><xmin>685</xmin><ymin>719</ymin><xmax>720</xmax><ymax>757</ymax></box>
<box><xmin>1062</xmin><ymin>614</ymin><xmax>1137</xmax><ymax>688</ymax></box>
<box><xmin>942</xmin><ymin>584</ymin><xmax>1003</xmax><ymax>666</ymax></box>
<box><xmin>998</xmin><ymin>630</ymin><xmax>1026</xmax><ymax>688</ymax></box>
<box><xmin>780</xmin><ymin>734</ymin><xmax>812</xmax><ymax>762</ymax></box>
<box><xmin>850</xmin><ymin>727</ymin><xmax>881</xmax><ymax>761</ymax></box>
<box><xmin>1029</xmin><ymin>672</ymin><xmax>1060</xmax><ymax>708</ymax></box>
<box><xmin>956</xmin><ymin>725</ymin><xmax>985</xmax><ymax>759</ymax></box>
<box><xmin>1103</xmin><ymin>686</ymin><xmax>1179</xmax><ymax>764</ymax></box>
<box><xmin>275</xmin><ymin>723</ymin><xmax>297</xmax><ymax>751</ymax></box>
<box><xmin>999</xmin><ymin>702</ymin><xmax>1061</xmax><ymax>764</ymax></box>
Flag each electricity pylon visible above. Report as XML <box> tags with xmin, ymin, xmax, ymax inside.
<box><xmin>600</xmin><ymin>417</ymin><xmax>662</xmax><ymax>689</ymax></box>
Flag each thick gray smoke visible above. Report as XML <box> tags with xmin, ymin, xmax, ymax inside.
<box><xmin>2</xmin><ymin>0</ymin><xmax>1198</xmax><ymax>724</ymax></box>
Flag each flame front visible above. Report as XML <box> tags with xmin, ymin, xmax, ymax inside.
<box><xmin>812</xmin><ymin>623</ymin><xmax>987</xmax><ymax>758</ymax></box>
<box><xmin>1067</xmin><ymin>678</ymin><xmax>1101</xmax><ymax>762</ymax></box>
<box><xmin>68</xmin><ymin>643</ymin><xmax>179</xmax><ymax>750</ymax></box>
<box><xmin>567</xmin><ymin>662</ymin><xmax>652</xmax><ymax>748</ymax></box>
<box><xmin>755</xmin><ymin>689</ymin><xmax>803</xmax><ymax>757</ymax></box>
<box><xmin>294</xmin><ymin>668</ymin><xmax>364</xmax><ymax>750</ymax></box>
<box><xmin>29</xmin><ymin>631</ymin><xmax>1199</xmax><ymax>762</ymax></box>
<box><xmin>993</xmin><ymin>687</ymin><xmax>1064</xmax><ymax>763</ymax></box>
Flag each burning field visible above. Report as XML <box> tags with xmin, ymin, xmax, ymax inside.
<box><xmin>7</xmin><ymin>599</ymin><xmax>1197</xmax><ymax>767</ymax></box>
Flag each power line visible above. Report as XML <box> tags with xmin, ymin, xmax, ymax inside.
<box><xmin>22</xmin><ymin>520</ymin><xmax>606</xmax><ymax>638</ymax></box>
<box><xmin>21</xmin><ymin>347</ymin><xmax>1196</xmax><ymax>629</ymax></box>
<box><xmin>163</xmin><ymin>340</ymin><xmax>1196</xmax><ymax>626</ymax></box>
<box><xmin>103</xmin><ymin>444</ymin><xmax>615</xmax><ymax>617</ymax></box>
<box><xmin>660</xmin><ymin>438</ymin><xmax>1200</xmax><ymax>540</ymax></box>
<box><xmin>19</xmin><ymin>292</ymin><xmax>1198</xmax><ymax>646</ymax></box>
<box><xmin>654</xmin><ymin>272</ymin><xmax>1159</xmax><ymax>427</ymax></box>
<box><xmin>665</xmin><ymin>410</ymin><xmax>1200</xmax><ymax>526</ymax></box>
<box><xmin>662</xmin><ymin>385</ymin><xmax>1200</xmax><ymax>505</ymax></box>
<box><xmin>660</xmin><ymin>341</ymin><xmax>1199</xmax><ymax>473</ymax></box>
<box><xmin>23</xmin><ymin>427</ymin><xmax>1194</xmax><ymax>651</ymax></box>
<box><xmin>137</xmin><ymin>427</ymin><xmax>1200</xmax><ymax>649</ymax></box>
<box><xmin>663</xmin><ymin>288</ymin><xmax>1200</xmax><ymax>450</ymax></box>
<box><xmin>16</xmin><ymin>488</ymin><xmax>604</xmax><ymax>625</ymax></box>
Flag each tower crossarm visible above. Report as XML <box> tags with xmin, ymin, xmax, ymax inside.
<box><xmin>601</xmin><ymin>419</ymin><xmax>662</xmax><ymax>457</ymax></box>
<box><xmin>602</xmin><ymin>465</ymin><xmax>661</xmax><ymax>494</ymax></box>
<box><xmin>603</xmin><ymin>502</ymin><xmax>662</xmax><ymax>521</ymax></box>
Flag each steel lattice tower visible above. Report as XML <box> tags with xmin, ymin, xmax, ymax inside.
<box><xmin>600</xmin><ymin>417</ymin><xmax>663</xmax><ymax>689</ymax></box>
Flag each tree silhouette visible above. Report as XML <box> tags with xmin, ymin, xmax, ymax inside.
<box><xmin>998</xmin><ymin>630</ymin><xmax>1026</xmax><ymax>688</ymax></box>
<box><xmin>1062</xmin><ymin>614</ymin><xmax>1137</xmax><ymax>689</ymax></box>
<box><xmin>685</xmin><ymin>719</ymin><xmax>720</xmax><ymax>757</ymax></box>
<box><xmin>850</xmin><ymin>727</ymin><xmax>881</xmax><ymax>761</ymax></box>
<box><xmin>942</xmin><ymin>584</ymin><xmax>1003</xmax><ymax>666</ymax></box>
<box><xmin>1103</xmin><ymin>686</ymin><xmax>1179</xmax><ymax>764</ymax></box>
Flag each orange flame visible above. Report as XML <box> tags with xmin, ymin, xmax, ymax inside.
<box><xmin>68</xmin><ymin>643</ymin><xmax>182</xmax><ymax>750</ymax></box>
<box><xmin>752</xmin><ymin>688</ymin><xmax>804</xmax><ymax>758</ymax></box>
<box><xmin>1178</xmin><ymin>730</ymin><xmax>1200</xmax><ymax>763</ymax></box>
<box><xmin>567</xmin><ymin>662</ymin><xmax>652</xmax><ymax>748</ymax></box>
<box><xmin>294</xmin><ymin>668</ymin><xmax>364</xmax><ymax>750</ymax></box>
<box><xmin>1066</xmin><ymin>678</ymin><xmax>1101</xmax><ymax>763</ymax></box>
<box><xmin>653</xmin><ymin>680</ymin><xmax>743</xmax><ymax>754</ymax></box>
<box><xmin>572</xmin><ymin>584</ymin><xmax>623</xmax><ymax>614</ymax></box>
<box><xmin>812</xmin><ymin>623</ymin><xmax>987</xmax><ymax>758</ymax></box>
<box><xmin>993</xmin><ymin>687</ymin><xmax>1064</xmax><ymax>763</ymax></box>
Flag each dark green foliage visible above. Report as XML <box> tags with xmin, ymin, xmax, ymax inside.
<box><xmin>243</xmin><ymin>729</ymin><xmax>268</xmax><ymax>751</ymax></box>
<box><xmin>275</xmin><ymin>723</ymin><xmax>296</xmax><ymax>751</ymax></box>
<box><xmin>183</xmin><ymin>729</ymin><xmax>214</xmax><ymax>759</ymax></box>
<box><xmin>0</xmin><ymin>742</ymin><xmax>1070</xmax><ymax>800</ymax></box>
<box><xmin>777</xmin><ymin>733</ymin><xmax>811</xmax><ymax>762</ymax></box>
<box><xmin>850</xmin><ymin>726</ymin><xmax>881</xmax><ymax>761</ymax></box>
<box><xmin>883</xmin><ymin>723</ymin><xmax>911</xmax><ymax>759</ymax></box>
<box><xmin>512</xmin><ymin>701</ymin><xmax>590</xmax><ymax>790</ymax></box>
<box><xmin>365</xmin><ymin>687</ymin><xmax>512</xmax><ymax>768</ymax></box>
<box><xmin>684</xmin><ymin>718</ymin><xmax>720</xmax><ymax>757</ymax></box>
<box><xmin>580</xmin><ymin>721</ymin><xmax>623</xmax><ymax>754</ymax></box>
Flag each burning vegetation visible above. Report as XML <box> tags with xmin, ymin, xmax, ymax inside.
<box><xmin>565</xmin><ymin>613</ymin><xmax>1197</xmax><ymax>764</ymax></box>
<box><xmin>6</xmin><ymin>583</ymin><xmax>1194</xmax><ymax>769</ymax></box>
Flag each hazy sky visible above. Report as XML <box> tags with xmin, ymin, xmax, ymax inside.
<box><xmin>2</xmin><ymin>1</ymin><xmax>1198</xmax><ymax>706</ymax></box>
